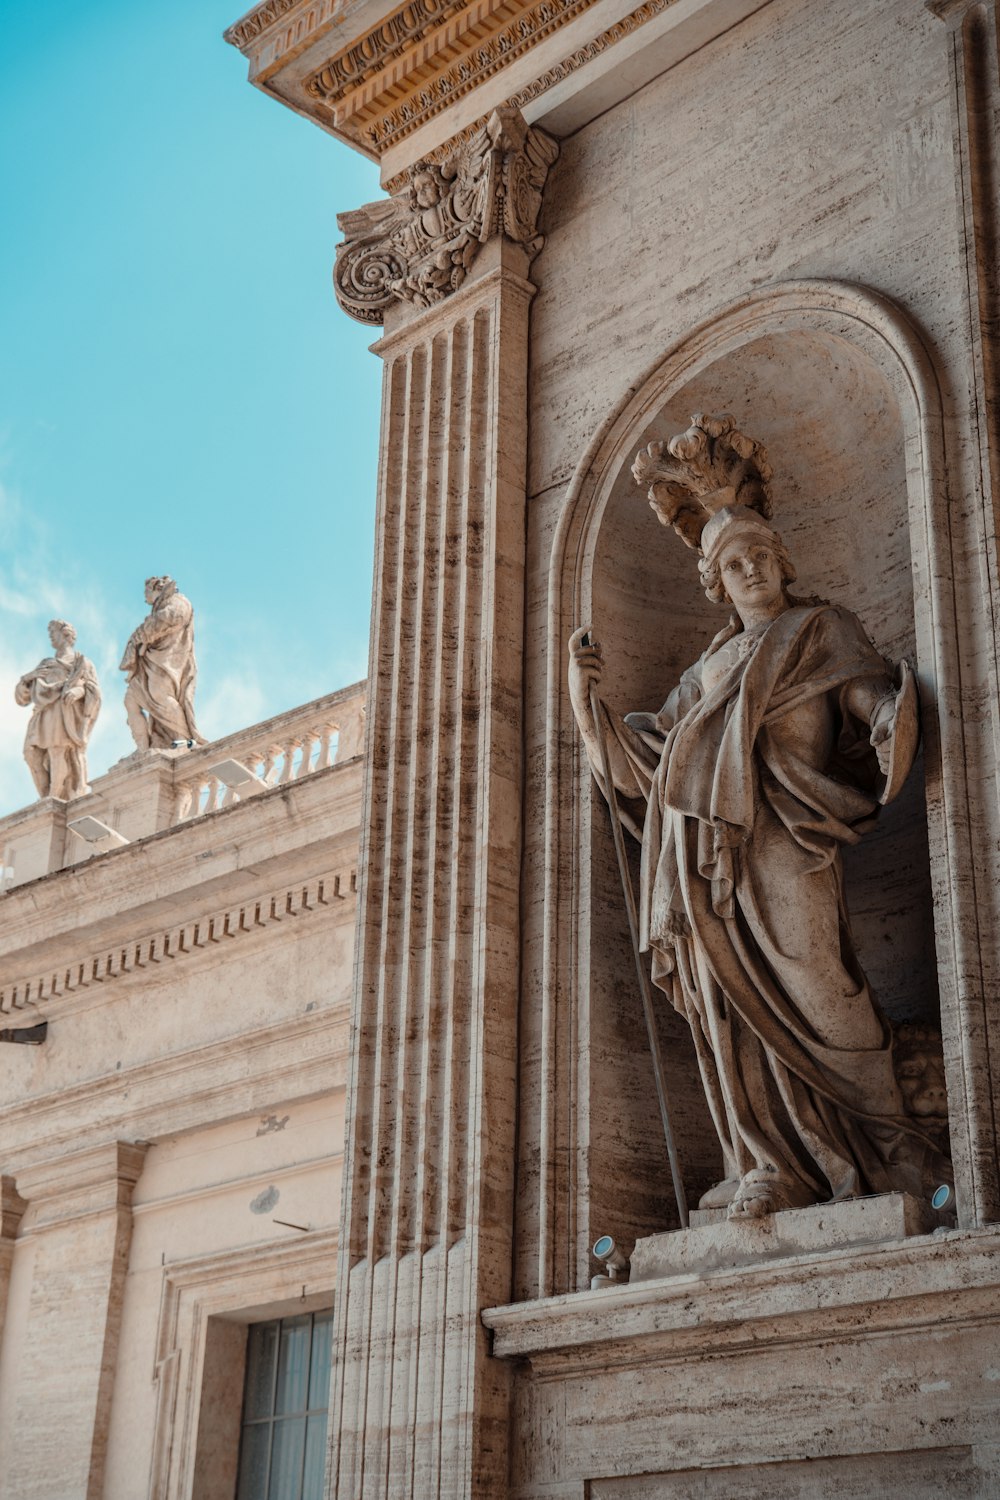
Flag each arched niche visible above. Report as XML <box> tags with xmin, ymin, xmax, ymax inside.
<box><xmin>594</xmin><ymin>328</ymin><xmax>938</xmax><ymax>1027</ymax></box>
<box><xmin>535</xmin><ymin>281</ymin><xmax>960</xmax><ymax>1294</ymax></box>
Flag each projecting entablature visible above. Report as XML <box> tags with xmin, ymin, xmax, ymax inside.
<box><xmin>224</xmin><ymin>0</ymin><xmax>773</xmax><ymax>185</ymax></box>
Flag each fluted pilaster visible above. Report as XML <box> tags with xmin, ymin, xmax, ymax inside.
<box><xmin>929</xmin><ymin>0</ymin><xmax>1000</xmax><ymax>1223</ymax></box>
<box><xmin>329</xmin><ymin>237</ymin><xmax>535</xmax><ymax>1498</ymax></box>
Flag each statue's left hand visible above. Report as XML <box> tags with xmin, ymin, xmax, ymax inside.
<box><xmin>64</xmin><ymin>683</ymin><xmax>85</xmax><ymax>702</ymax></box>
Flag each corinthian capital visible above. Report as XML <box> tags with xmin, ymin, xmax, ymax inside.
<box><xmin>333</xmin><ymin>107</ymin><xmax>559</xmax><ymax>324</ymax></box>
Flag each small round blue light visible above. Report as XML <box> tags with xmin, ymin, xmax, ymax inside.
<box><xmin>931</xmin><ymin>1184</ymin><xmax>953</xmax><ymax>1211</ymax></box>
<box><xmin>593</xmin><ymin>1235</ymin><xmax>614</xmax><ymax>1259</ymax></box>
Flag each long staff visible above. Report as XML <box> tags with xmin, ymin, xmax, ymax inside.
<box><xmin>588</xmin><ymin>675</ymin><xmax>689</xmax><ymax>1229</ymax></box>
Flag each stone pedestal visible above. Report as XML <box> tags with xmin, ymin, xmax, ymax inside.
<box><xmin>0</xmin><ymin>799</ymin><xmax>67</xmax><ymax>889</ymax></box>
<box><xmin>484</xmin><ymin>1226</ymin><xmax>1000</xmax><ymax>1498</ymax></box>
<box><xmin>631</xmin><ymin>1193</ymin><xmax>937</xmax><ymax>1279</ymax></box>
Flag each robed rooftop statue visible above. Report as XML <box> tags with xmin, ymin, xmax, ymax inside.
<box><xmin>120</xmin><ymin>575</ymin><xmax>205</xmax><ymax>751</ymax></box>
<box><xmin>15</xmin><ymin>619</ymin><xmax>101</xmax><ymax>801</ymax></box>
<box><xmin>569</xmin><ymin>412</ymin><xmax>947</xmax><ymax>1222</ymax></box>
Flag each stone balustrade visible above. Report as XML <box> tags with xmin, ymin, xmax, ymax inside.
<box><xmin>0</xmin><ymin>682</ymin><xmax>366</xmax><ymax>892</ymax></box>
<box><xmin>171</xmin><ymin>691</ymin><xmax>365</xmax><ymax>822</ymax></box>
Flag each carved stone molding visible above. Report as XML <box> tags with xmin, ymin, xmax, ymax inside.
<box><xmin>227</xmin><ymin>0</ymin><xmax>680</xmax><ymax>162</ymax></box>
<box><xmin>307</xmin><ymin>0</ymin><xmax>594</xmax><ymax>152</ymax></box>
<box><xmin>0</xmin><ymin>1177</ymin><xmax>27</xmax><ymax>1240</ymax></box>
<box><xmin>305</xmin><ymin>0</ymin><xmax>473</xmax><ymax>104</ymax></box>
<box><xmin>334</xmin><ymin>105</ymin><xmax>558</xmax><ymax>323</ymax></box>
<box><xmin>148</xmin><ymin>1232</ymin><xmax>337</xmax><ymax>1500</ymax></box>
<box><xmin>384</xmin><ymin>0</ymin><xmax>679</xmax><ymax>189</ymax></box>
<box><xmin>0</xmin><ymin>868</ymin><xmax>356</xmax><ymax>1017</ymax></box>
<box><xmin>15</xmin><ymin>1140</ymin><xmax>148</xmax><ymax>1231</ymax></box>
<box><xmin>224</xmin><ymin>0</ymin><xmax>311</xmax><ymax>51</ymax></box>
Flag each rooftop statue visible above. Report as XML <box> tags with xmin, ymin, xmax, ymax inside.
<box><xmin>120</xmin><ymin>575</ymin><xmax>205</xmax><ymax>751</ymax></box>
<box><xmin>15</xmin><ymin>619</ymin><xmax>101</xmax><ymax>801</ymax></box>
<box><xmin>569</xmin><ymin>413</ymin><xmax>947</xmax><ymax>1221</ymax></box>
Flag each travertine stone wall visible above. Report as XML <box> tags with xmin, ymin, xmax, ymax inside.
<box><xmin>486</xmin><ymin>1229</ymin><xmax>1000</xmax><ymax>1497</ymax></box>
<box><xmin>0</xmin><ymin>727</ymin><xmax>362</xmax><ymax>1499</ymax></box>
<box><xmin>329</xmin><ymin>239</ymin><xmax>533</xmax><ymax>1499</ymax></box>
<box><xmin>517</xmin><ymin>0</ymin><xmax>1000</xmax><ymax>1301</ymax></box>
<box><xmin>4</xmin><ymin>1143</ymin><xmax>146</xmax><ymax>1500</ymax></box>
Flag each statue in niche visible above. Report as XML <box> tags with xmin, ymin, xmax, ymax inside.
<box><xmin>120</xmin><ymin>575</ymin><xmax>205</xmax><ymax>750</ymax></box>
<box><xmin>568</xmin><ymin>413</ymin><xmax>949</xmax><ymax>1220</ymax></box>
<box><xmin>15</xmin><ymin>619</ymin><xmax>101</xmax><ymax>800</ymax></box>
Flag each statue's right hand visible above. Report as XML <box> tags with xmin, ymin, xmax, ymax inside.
<box><xmin>568</xmin><ymin>625</ymin><xmax>604</xmax><ymax>712</ymax></box>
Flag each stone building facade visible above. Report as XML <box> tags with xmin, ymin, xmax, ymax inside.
<box><xmin>0</xmin><ymin>687</ymin><xmax>364</xmax><ymax>1497</ymax></box>
<box><xmin>228</xmin><ymin>0</ymin><xmax>1000</xmax><ymax>1496</ymax></box>
<box><xmin>5</xmin><ymin>0</ymin><xmax>1000</xmax><ymax>1496</ymax></box>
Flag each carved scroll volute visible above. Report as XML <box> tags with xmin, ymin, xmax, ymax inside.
<box><xmin>333</xmin><ymin>106</ymin><xmax>559</xmax><ymax>324</ymax></box>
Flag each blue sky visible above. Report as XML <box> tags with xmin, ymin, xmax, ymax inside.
<box><xmin>0</xmin><ymin>0</ymin><xmax>383</xmax><ymax>808</ymax></box>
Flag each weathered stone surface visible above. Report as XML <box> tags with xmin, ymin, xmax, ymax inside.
<box><xmin>0</xmin><ymin>687</ymin><xmax>363</xmax><ymax>1497</ymax></box>
<box><xmin>630</xmin><ymin>1193</ymin><xmax>937</xmax><ymax>1279</ymax></box>
<box><xmin>328</xmin><ymin>237</ymin><xmax>534</xmax><ymax>1500</ymax></box>
<box><xmin>4</xmin><ymin>1142</ymin><xmax>146</xmax><ymax>1500</ymax></box>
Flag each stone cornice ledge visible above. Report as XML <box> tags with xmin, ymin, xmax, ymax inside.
<box><xmin>0</xmin><ymin>759</ymin><xmax>362</xmax><ymax>971</ymax></box>
<box><xmin>483</xmin><ymin>1229</ymin><xmax>1000</xmax><ymax>1369</ymax></box>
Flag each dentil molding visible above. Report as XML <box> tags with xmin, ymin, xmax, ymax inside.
<box><xmin>0</xmin><ymin>867</ymin><xmax>356</xmax><ymax>1019</ymax></box>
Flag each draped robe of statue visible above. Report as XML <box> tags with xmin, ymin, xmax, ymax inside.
<box><xmin>120</xmin><ymin>582</ymin><xmax>205</xmax><ymax>749</ymax></box>
<box><xmin>588</xmin><ymin>600</ymin><xmax>933</xmax><ymax>1211</ymax></box>
<box><xmin>16</xmin><ymin>648</ymin><xmax>101</xmax><ymax>800</ymax></box>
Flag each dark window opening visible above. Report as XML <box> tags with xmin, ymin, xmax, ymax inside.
<box><xmin>236</xmin><ymin>1309</ymin><xmax>332</xmax><ymax>1500</ymax></box>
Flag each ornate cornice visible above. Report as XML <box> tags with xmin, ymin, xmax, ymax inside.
<box><xmin>336</xmin><ymin>0</ymin><xmax>595</xmax><ymax>152</ymax></box>
<box><xmin>224</xmin><ymin>0</ymin><xmax>304</xmax><ymax>50</ymax></box>
<box><xmin>305</xmin><ymin>0</ymin><xmax>473</xmax><ymax>100</ymax></box>
<box><xmin>228</xmin><ymin>0</ymin><xmax>679</xmax><ymax>163</ymax></box>
<box><xmin>0</xmin><ymin>868</ymin><xmax>356</xmax><ymax>1017</ymax></box>
<box><xmin>385</xmin><ymin>0</ymin><xmax>678</xmax><ymax>190</ymax></box>
<box><xmin>334</xmin><ymin>105</ymin><xmax>557</xmax><ymax>322</ymax></box>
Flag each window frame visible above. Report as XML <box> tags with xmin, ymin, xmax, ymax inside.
<box><xmin>148</xmin><ymin>1231</ymin><xmax>336</xmax><ymax>1500</ymax></box>
<box><xmin>236</xmin><ymin>1308</ymin><xmax>333</xmax><ymax>1500</ymax></box>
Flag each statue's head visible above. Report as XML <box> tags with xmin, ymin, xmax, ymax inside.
<box><xmin>48</xmin><ymin>619</ymin><xmax>76</xmax><ymax>648</ymax></box>
<box><xmin>698</xmin><ymin>506</ymin><xmax>796</xmax><ymax>607</ymax></box>
<box><xmin>145</xmin><ymin>575</ymin><xmax>174</xmax><ymax>604</ymax></box>
<box><xmin>632</xmin><ymin>413</ymin><xmax>797</xmax><ymax>608</ymax></box>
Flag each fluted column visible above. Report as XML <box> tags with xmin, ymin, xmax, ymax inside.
<box><xmin>328</xmin><ymin>224</ymin><xmax>536</xmax><ymax>1496</ymax></box>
